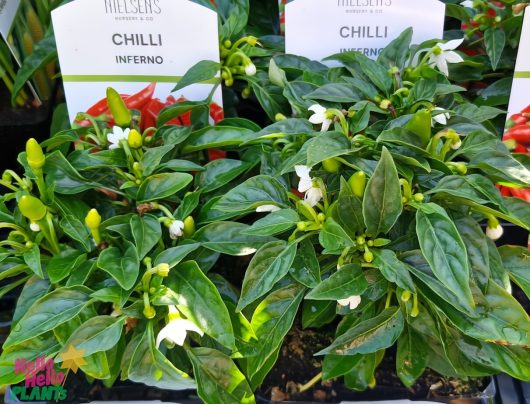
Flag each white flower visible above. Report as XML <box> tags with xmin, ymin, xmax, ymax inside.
<box><xmin>337</xmin><ymin>295</ymin><xmax>362</xmax><ymax>310</ymax></box>
<box><xmin>169</xmin><ymin>220</ymin><xmax>184</xmax><ymax>239</ymax></box>
<box><xmin>460</xmin><ymin>0</ymin><xmax>474</xmax><ymax>8</ymax></box>
<box><xmin>30</xmin><ymin>222</ymin><xmax>40</xmax><ymax>232</ymax></box>
<box><xmin>256</xmin><ymin>204</ymin><xmax>281</xmax><ymax>213</ymax></box>
<box><xmin>308</xmin><ymin>104</ymin><xmax>332</xmax><ymax>132</ymax></box>
<box><xmin>156</xmin><ymin>306</ymin><xmax>203</xmax><ymax>348</ymax></box>
<box><xmin>486</xmin><ymin>224</ymin><xmax>504</xmax><ymax>240</ymax></box>
<box><xmin>295</xmin><ymin>165</ymin><xmax>323</xmax><ymax>207</ymax></box>
<box><xmin>428</xmin><ymin>38</ymin><xmax>465</xmax><ymax>76</ymax></box>
<box><xmin>431</xmin><ymin>107</ymin><xmax>451</xmax><ymax>126</ymax></box>
<box><xmin>245</xmin><ymin>62</ymin><xmax>257</xmax><ymax>76</ymax></box>
<box><xmin>107</xmin><ymin>126</ymin><xmax>130</xmax><ymax>150</ymax></box>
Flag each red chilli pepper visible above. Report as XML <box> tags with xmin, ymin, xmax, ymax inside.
<box><xmin>506</xmin><ymin>113</ymin><xmax>529</xmax><ymax>129</ymax></box>
<box><xmin>125</xmin><ymin>83</ymin><xmax>156</xmax><ymax>110</ymax></box>
<box><xmin>209</xmin><ymin>102</ymin><xmax>224</xmax><ymax>124</ymax></box>
<box><xmin>521</xmin><ymin>104</ymin><xmax>530</xmax><ymax>114</ymax></box>
<box><xmin>504</xmin><ymin>125</ymin><xmax>530</xmax><ymax>145</ymax></box>
<box><xmin>499</xmin><ymin>186</ymin><xmax>512</xmax><ymax>197</ymax></box>
<box><xmin>510</xmin><ymin>188</ymin><xmax>530</xmax><ymax>203</ymax></box>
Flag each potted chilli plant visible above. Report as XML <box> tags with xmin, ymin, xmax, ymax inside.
<box><xmin>0</xmin><ymin>27</ymin><xmax>528</xmax><ymax>404</ymax></box>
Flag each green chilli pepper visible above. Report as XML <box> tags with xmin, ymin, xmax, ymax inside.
<box><xmin>348</xmin><ymin>171</ymin><xmax>366</xmax><ymax>198</ymax></box>
<box><xmin>26</xmin><ymin>138</ymin><xmax>45</xmax><ymax>171</ymax></box>
<box><xmin>322</xmin><ymin>158</ymin><xmax>342</xmax><ymax>173</ymax></box>
<box><xmin>406</xmin><ymin>110</ymin><xmax>431</xmax><ymax>147</ymax></box>
<box><xmin>18</xmin><ymin>195</ymin><xmax>47</xmax><ymax>222</ymax></box>
<box><xmin>106</xmin><ymin>87</ymin><xmax>132</xmax><ymax>127</ymax></box>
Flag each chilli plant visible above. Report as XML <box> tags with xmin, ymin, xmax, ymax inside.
<box><xmin>0</xmin><ymin>29</ymin><xmax>529</xmax><ymax>404</ymax></box>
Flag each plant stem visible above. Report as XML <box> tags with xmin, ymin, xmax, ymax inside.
<box><xmin>298</xmin><ymin>372</ymin><xmax>322</xmax><ymax>393</ymax></box>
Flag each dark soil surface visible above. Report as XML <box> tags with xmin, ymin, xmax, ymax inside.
<box><xmin>259</xmin><ymin>324</ymin><xmax>490</xmax><ymax>403</ymax></box>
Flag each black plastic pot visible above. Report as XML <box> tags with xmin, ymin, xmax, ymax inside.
<box><xmin>0</xmin><ymin>88</ymin><xmax>54</xmax><ymax>173</ymax></box>
<box><xmin>256</xmin><ymin>377</ymin><xmax>496</xmax><ymax>404</ymax></box>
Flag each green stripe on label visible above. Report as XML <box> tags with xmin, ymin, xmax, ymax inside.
<box><xmin>514</xmin><ymin>71</ymin><xmax>530</xmax><ymax>79</ymax></box>
<box><xmin>62</xmin><ymin>75</ymin><xmax>218</xmax><ymax>84</ymax></box>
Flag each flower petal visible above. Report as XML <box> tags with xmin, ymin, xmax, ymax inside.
<box><xmin>443</xmin><ymin>51</ymin><xmax>464</xmax><ymax>64</ymax></box>
<box><xmin>309</xmin><ymin>114</ymin><xmax>324</xmax><ymax>125</ymax></box>
<box><xmin>439</xmin><ymin>37</ymin><xmax>464</xmax><ymax>51</ymax></box>
<box><xmin>295</xmin><ymin>165</ymin><xmax>311</xmax><ymax>180</ymax></box>
<box><xmin>156</xmin><ymin>321</ymin><xmax>187</xmax><ymax>347</ymax></box>
<box><xmin>436</xmin><ymin>57</ymin><xmax>449</xmax><ymax>76</ymax></box>
<box><xmin>308</xmin><ymin>104</ymin><xmax>326</xmax><ymax>114</ymax></box>
<box><xmin>305</xmin><ymin>187</ymin><xmax>323</xmax><ymax>207</ymax></box>
<box><xmin>256</xmin><ymin>204</ymin><xmax>281</xmax><ymax>213</ymax></box>
<box><xmin>320</xmin><ymin>118</ymin><xmax>332</xmax><ymax>132</ymax></box>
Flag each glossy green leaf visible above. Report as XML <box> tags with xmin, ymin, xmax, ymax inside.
<box><xmin>128</xmin><ymin>324</ymin><xmax>196</xmax><ymax>390</ymax></box>
<box><xmin>154</xmin><ymin>243</ymin><xmax>200</xmax><ymax>269</ymax></box>
<box><xmin>62</xmin><ymin>316</ymin><xmax>125</xmax><ymax>357</ymax></box>
<box><xmin>23</xmin><ymin>244</ymin><xmax>44</xmax><ymax>278</ymax></box>
<box><xmin>377</xmin><ymin>27</ymin><xmax>413</xmax><ymax>70</ymax></box>
<box><xmin>484</xmin><ymin>28</ymin><xmax>505</xmax><ymax>71</ymax></box>
<box><xmin>140</xmin><ymin>144</ymin><xmax>175</xmax><ymax>176</ymax></box>
<box><xmin>166</xmin><ymin>261</ymin><xmax>235</xmax><ymax>350</ymax></box>
<box><xmin>331</xmin><ymin>177</ymin><xmax>365</xmax><ymax>236</ymax></box>
<box><xmin>499</xmin><ymin>245</ymin><xmax>530</xmax><ymax>298</ymax></box>
<box><xmin>173</xmin><ymin>60</ymin><xmax>220</xmax><ymax>92</ymax></box>
<box><xmin>372</xmin><ymin>250</ymin><xmax>415</xmax><ymax>292</ymax></box>
<box><xmin>183</xmin><ymin>126</ymin><xmax>257</xmax><ymax>152</ymax></box>
<box><xmin>47</xmin><ymin>249</ymin><xmax>87</xmax><ymax>283</ymax></box>
<box><xmin>244</xmin><ymin>284</ymin><xmax>305</xmax><ymax>380</ymax></box>
<box><xmin>12</xmin><ymin>276</ymin><xmax>50</xmax><ymax>324</ymax></box>
<box><xmin>194</xmin><ymin>222</ymin><xmax>274</xmax><ymax>256</ymax></box>
<box><xmin>306</xmin><ymin>263</ymin><xmax>367</xmax><ymax>301</ymax></box>
<box><xmin>97</xmin><ymin>240</ymin><xmax>140</xmax><ymax>290</ymax></box>
<box><xmin>319</xmin><ymin>218</ymin><xmax>354</xmax><ymax>251</ymax></box>
<box><xmin>363</xmin><ymin>147</ymin><xmax>402</xmax><ymax>237</ymax></box>
<box><xmin>216</xmin><ymin>175</ymin><xmax>289</xmax><ymax>212</ymax></box>
<box><xmin>302</xmin><ymin>300</ymin><xmax>336</xmax><ymax>329</ymax></box>
<box><xmin>60</xmin><ymin>215</ymin><xmax>93</xmax><ymax>252</ymax></box>
<box><xmin>130</xmin><ymin>214</ymin><xmax>162</xmax><ymax>259</ymax></box>
<box><xmin>317</xmin><ymin>307</ymin><xmax>404</xmax><ymax>355</ymax></box>
<box><xmin>188</xmin><ymin>347</ymin><xmax>255</xmax><ymax>404</ymax></box>
<box><xmin>196</xmin><ymin>159</ymin><xmax>252</xmax><ymax>193</ymax></box>
<box><xmin>137</xmin><ymin>173</ymin><xmax>193</xmax><ymax>203</ymax></box>
<box><xmin>396</xmin><ymin>327</ymin><xmax>428</xmax><ymax>388</ymax></box>
<box><xmin>306</xmin><ymin>132</ymin><xmax>352</xmax><ymax>167</ymax></box>
<box><xmin>416</xmin><ymin>203</ymin><xmax>474</xmax><ymax>309</ymax></box>
<box><xmin>304</xmin><ymin>83</ymin><xmax>361</xmax><ymax>103</ymax></box>
<box><xmin>4</xmin><ymin>286</ymin><xmax>91</xmax><ymax>348</ymax></box>
<box><xmin>237</xmin><ymin>241</ymin><xmax>297</xmax><ymax>311</ymax></box>
<box><xmin>242</xmin><ymin>209</ymin><xmax>299</xmax><ymax>236</ymax></box>
<box><xmin>290</xmin><ymin>238</ymin><xmax>321</xmax><ymax>288</ymax></box>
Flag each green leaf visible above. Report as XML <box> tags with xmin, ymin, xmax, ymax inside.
<box><xmin>237</xmin><ymin>241</ymin><xmax>297</xmax><ymax>312</ymax></box>
<box><xmin>319</xmin><ymin>218</ymin><xmax>354</xmax><ymax>251</ymax></box>
<box><xmin>137</xmin><ymin>173</ymin><xmax>193</xmax><ymax>203</ymax></box>
<box><xmin>60</xmin><ymin>215</ymin><xmax>93</xmax><ymax>252</ymax></box>
<box><xmin>188</xmin><ymin>348</ymin><xmax>255</xmax><ymax>404</ymax></box>
<box><xmin>499</xmin><ymin>245</ymin><xmax>530</xmax><ymax>298</ymax></box>
<box><xmin>302</xmin><ymin>300</ymin><xmax>336</xmax><ymax>329</ymax></box>
<box><xmin>242</xmin><ymin>209</ymin><xmax>299</xmax><ymax>236</ymax></box>
<box><xmin>166</xmin><ymin>261</ymin><xmax>235</xmax><ymax>349</ymax></box>
<box><xmin>128</xmin><ymin>324</ymin><xmax>196</xmax><ymax>390</ymax></box>
<box><xmin>196</xmin><ymin>159</ymin><xmax>252</xmax><ymax>193</ymax></box>
<box><xmin>247</xmin><ymin>76</ymin><xmax>287</xmax><ymax>122</ymax></box>
<box><xmin>453</xmin><ymin>104</ymin><xmax>505</xmax><ymax>123</ymax></box>
<box><xmin>372</xmin><ymin>249</ymin><xmax>416</xmax><ymax>292</ymax></box>
<box><xmin>140</xmin><ymin>144</ymin><xmax>175</xmax><ymax>176</ymax></box>
<box><xmin>12</xmin><ymin>276</ymin><xmax>50</xmax><ymax>324</ymax></box>
<box><xmin>173</xmin><ymin>60</ymin><xmax>220</xmax><ymax>92</ymax></box>
<box><xmin>12</xmin><ymin>34</ymin><xmax>57</xmax><ymax>103</ymax></box>
<box><xmin>47</xmin><ymin>249</ymin><xmax>87</xmax><ymax>283</ymax></box>
<box><xmin>269</xmin><ymin>57</ymin><xmax>287</xmax><ymax>88</ymax></box>
<box><xmin>91</xmin><ymin>286</ymin><xmax>131</xmax><ymax>307</ymax></box>
<box><xmin>97</xmin><ymin>240</ymin><xmax>140</xmax><ymax>290</ymax></box>
<box><xmin>245</xmin><ymin>284</ymin><xmax>305</xmax><ymax>382</ymax></box>
<box><xmin>484</xmin><ymin>28</ymin><xmax>505</xmax><ymax>71</ymax></box>
<box><xmin>23</xmin><ymin>245</ymin><xmax>44</xmax><ymax>278</ymax></box>
<box><xmin>416</xmin><ymin>203</ymin><xmax>475</xmax><ymax>309</ymax></box>
<box><xmin>130</xmin><ymin>214</ymin><xmax>162</xmax><ymax>259</ymax></box>
<box><xmin>306</xmin><ymin>132</ymin><xmax>352</xmax><ymax>167</ymax></box>
<box><xmin>323</xmin><ymin>354</ymin><xmax>361</xmax><ymax>381</ymax></box>
<box><xmin>377</xmin><ymin>28</ymin><xmax>412</xmax><ymax>70</ymax></box>
<box><xmin>290</xmin><ymin>239</ymin><xmax>321</xmax><ymax>288</ymax></box>
<box><xmin>3</xmin><ymin>286</ymin><xmax>91</xmax><ymax>348</ymax></box>
<box><xmin>62</xmin><ymin>316</ymin><xmax>125</xmax><ymax>357</ymax></box>
<box><xmin>396</xmin><ymin>327</ymin><xmax>428</xmax><ymax>388</ymax></box>
<box><xmin>331</xmin><ymin>178</ymin><xmax>365</xmax><ymax>236</ymax></box>
<box><xmin>363</xmin><ymin>147</ymin><xmax>402</xmax><ymax>237</ymax></box>
<box><xmin>216</xmin><ymin>175</ymin><xmax>289</xmax><ymax>212</ymax></box>
<box><xmin>316</xmin><ymin>307</ymin><xmax>404</xmax><ymax>355</ymax></box>
<box><xmin>304</xmin><ymin>83</ymin><xmax>361</xmax><ymax>103</ymax></box>
<box><xmin>154</xmin><ymin>243</ymin><xmax>200</xmax><ymax>269</ymax></box>
<box><xmin>195</xmin><ymin>222</ymin><xmax>274</xmax><ymax>256</ymax></box>
<box><xmin>306</xmin><ymin>263</ymin><xmax>367</xmax><ymax>301</ymax></box>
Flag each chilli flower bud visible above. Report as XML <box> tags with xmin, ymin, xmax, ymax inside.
<box><xmin>486</xmin><ymin>217</ymin><xmax>503</xmax><ymax>241</ymax></box>
<box><xmin>128</xmin><ymin>129</ymin><xmax>143</xmax><ymax>149</ymax></box>
<box><xmin>26</xmin><ymin>138</ymin><xmax>45</xmax><ymax>171</ymax></box>
<box><xmin>85</xmin><ymin>208</ymin><xmax>102</xmax><ymax>244</ymax></box>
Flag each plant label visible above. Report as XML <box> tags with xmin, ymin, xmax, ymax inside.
<box><xmin>0</xmin><ymin>0</ymin><xmax>21</xmax><ymax>40</ymax></box>
<box><xmin>52</xmin><ymin>0</ymin><xmax>222</xmax><ymax>121</ymax></box>
<box><xmin>284</xmin><ymin>0</ymin><xmax>445</xmax><ymax>64</ymax></box>
<box><xmin>507</xmin><ymin>9</ymin><xmax>530</xmax><ymax>124</ymax></box>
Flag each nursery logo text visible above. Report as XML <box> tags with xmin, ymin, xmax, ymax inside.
<box><xmin>104</xmin><ymin>0</ymin><xmax>162</xmax><ymax>15</ymax></box>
